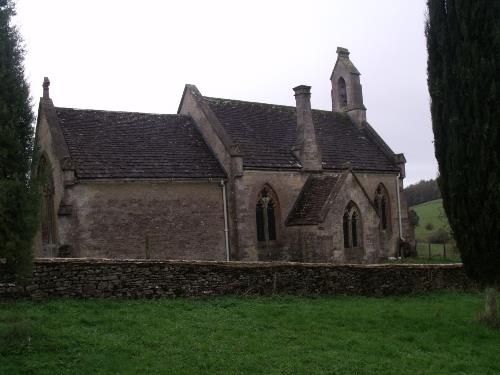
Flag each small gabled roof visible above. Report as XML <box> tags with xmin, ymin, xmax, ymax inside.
<box><xmin>203</xmin><ymin>97</ymin><xmax>399</xmax><ymax>172</ymax></box>
<box><xmin>286</xmin><ymin>175</ymin><xmax>342</xmax><ymax>225</ymax></box>
<box><xmin>55</xmin><ymin>107</ymin><xmax>225</xmax><ymax>180</ymax></box>
<box><xmin>286</xmin><ymin>170</ymin><xmax>378</xmax><ymax>226</ymax></box>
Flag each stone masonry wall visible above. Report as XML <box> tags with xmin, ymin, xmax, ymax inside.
<box><xmin>233</xmin><ymin>170</ymin><xmax>308</xmax><ymax>261</ymax></box>
<box><xmin>354</xmin><ymin>172</ymin><xmax>408</xmax><ymax>258</ymax></box>
<box><xmin>0</xmin><ymin>259</ymin><xmax>476</xmax><ymax>300</ymax></box>
<box><xmin>60</xmin><ymin>181</ymin><xmax>227</xmax><ymax>260</ymax></box>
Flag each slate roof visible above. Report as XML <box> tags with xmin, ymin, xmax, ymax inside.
<box><xmin>55</xmin><ymin>108</ymin><xmax>225</xmax><ymax>179</ymax></box>
<box><xmin>286</xmin><ymin>175</ymin><xmax>341</xmax><ymax>225</ymax></box>
<box><xmin>203</xmin><ymin>97</ymin><xmax>399</xmax><ymax>172</ymax></box>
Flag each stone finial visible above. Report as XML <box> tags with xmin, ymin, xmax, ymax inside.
<box><xmin>43</xmin><ymin>77</ymin><xmax>50</xmax><ymax>99</ymax></box>
<box><xmin>60</xmin><ymin>156</ymin><xmax>74</xmax><ymax>171</ymax></box>
<box><xmin>336</xmin><ymin>47</ymin><xmax>350</xmax><ymax>58</ymax></box>
<box><xmin>394</xmin><ymin>153</ymin><xmax>406</xmax><ymax>164</ymax></box>
<box><xmin>341</xmin><ymin>161</ymin><xmax>352</xmax><ymax>170</ymax></box>
<box><xmin>230</xmin><ymin>143</ymin><xmax>243</xmax><ymax>156</ymax></box>
<box><xmin>394</xmin><ymin>153</ymin><xmax>406</xmax><ymax>179</ymax></box>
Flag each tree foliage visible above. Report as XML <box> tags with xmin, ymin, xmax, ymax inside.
<box><xmin>404</xmin><ymin>178</ymin><xmax>441</xmax><ymax>207</ymax></box>
<box><xmin>408</xmin><ymin>209</ymin><xmax>419</xmax><ymax>227</ymax></box>
<box><xmin>428</xmin><ymin>228</ymin><xmax>451</xmax><ymax>244</ymax></box>
<box><xmin>0</xmin><ymin>0</ymin><xmax>38</xmax><ymax>279</ymax></box>
<box><xmin>426</xmin><ymin>0</ymin><xmax>500</xmax><ymax>288</ymax></box>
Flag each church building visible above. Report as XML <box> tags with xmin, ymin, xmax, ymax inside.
<box><xmin>34</xmin><ymin>48</ymin><xmax>411</xmax><ymax>263</ymax></box>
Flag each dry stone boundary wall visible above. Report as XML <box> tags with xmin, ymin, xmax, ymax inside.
<box><xmin>0</xmin><ymin>259</ymin><xmax>476</xmax><ymax>299</ymax></box>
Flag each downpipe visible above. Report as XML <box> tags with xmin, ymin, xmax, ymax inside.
<box><xmin>220</xmin><ymin>180</ymin><xmax>230</xmax><ymax>261</ymax></box>
<box><xmin>396</xmin><ymin>173</ymin><xmax>405</xmax><ymax>257</ymax></box>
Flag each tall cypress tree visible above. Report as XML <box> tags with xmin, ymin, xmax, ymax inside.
<box><xmin>426</xmin><ymin>0</ymin><xmax>500</xmax><ymax>323</ymax></box>
<box><xmin>0</xmin><ymin>0</ymin><xmax>38</xmax><ymax>280</ymax></box>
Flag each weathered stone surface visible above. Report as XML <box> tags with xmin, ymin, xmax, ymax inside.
<box><xmin>36</xmin><ymin>181</ymin><xmax>227</xmax><ymax>260</ymax></box>
<box><xmin>0</xmin><ymin>259</ymin><xmax>476</xmax><ymax>300</ymax></box>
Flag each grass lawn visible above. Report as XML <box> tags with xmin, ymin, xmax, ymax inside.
<box><xmin>1</xmin><ymin>293</ymin><xmax>499</xmax><ymax>374</ymax></box>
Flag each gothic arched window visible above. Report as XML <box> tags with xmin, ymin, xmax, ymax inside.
<box><xmin>256</xmin><ymin>187</ymin><xmax>278</xmax><ymax>242</ymax></box>
<box><xmin>343</xmin><ymin>202</ymin><xmax>361</xmax><ymax>248</ymax></box>
<box><xmin>38</xmin><ymin>156</ymin><xmax>57</xmax><ymax>253</ymax></box>
<box><xmin>374</xmin><ymin>184</ymin><xmax>391</xmax><ymax>231</ymax></box>
<box><xmin>338</xmin><ymin>77</ymin><xmax>348</xmax><ymax>109</ymax></box>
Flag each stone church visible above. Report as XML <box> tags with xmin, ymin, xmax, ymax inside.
<box><xmin>34</xmin><ymin>47</ymin><xmax>411</xmax><ymax>263</ymax></box>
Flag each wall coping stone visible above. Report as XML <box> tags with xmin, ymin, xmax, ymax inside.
<box><xmin>33</xmin><ymin>258</ymin><xmax>464</xmax><ymax>269</ymax></box>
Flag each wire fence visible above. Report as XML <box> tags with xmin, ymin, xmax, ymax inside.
<box><xmin>414</xmin><ymin>240</ymin><xmax>461</xmax><ymax>262</ymax></box>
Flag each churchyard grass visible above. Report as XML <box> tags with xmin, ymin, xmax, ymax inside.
<box><xmin>1</xmin><ymin>293</ymin><xmax>499</xmax><ymax>374</ymax></box>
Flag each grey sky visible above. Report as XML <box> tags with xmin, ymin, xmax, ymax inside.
<box><xmin>14</xmin><ymin>0</ymin><xmax>436</xmax><ymax>185</ymax></box>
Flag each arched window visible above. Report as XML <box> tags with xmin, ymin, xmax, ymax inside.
<box><xmin>374</xmin><ymin>184</ymin><xmax>391</xmax><ymax>231</ymax></box>
<box><xmin>338</xmin><ymin>77</ymin><xmax>348</xmax><ymax>109</ymax></box>
<box><xmin>38</xmin><ymin>156</ymin><xmax>56</xmax><ymax>254</ymax></box>
<box><xmin>256</xmin><ymin>187</ymin><xmax>278</xmax><ymax>242</ymax></box>
<box><xmin>343</xmin><ymin>202</ymin><xmax>361</xmax><ymax>248</ymax></box>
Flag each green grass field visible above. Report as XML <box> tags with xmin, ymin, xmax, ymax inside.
<box><xmin>410</xmin><ymin>199</ymin><xmax>461</xmax><ymax>261</ymax></box>
<box><xmin>411</xmin><ymin>199</ymin><xmax>451</xmax><ymax>241</ymax></box>
<box><xmin>1</xmin><ymin>294</ymin><xmax>499</xmax><ymax>374</ymax></box>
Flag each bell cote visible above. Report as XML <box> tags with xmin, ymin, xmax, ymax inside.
<box><xmin>330</xmin><ymin>47</ymin><xmax>366</xmax><ymax>126</ymax></box>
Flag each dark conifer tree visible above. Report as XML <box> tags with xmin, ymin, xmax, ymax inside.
<box><xmin>426</xmin><ymin>0</ymin><xmax>500</xmax><ymax>323</ymax></box>
<box><xmin>0</xmin><ymin>0</ymin><xmax>38</xmax><ymax>279</ymax></box>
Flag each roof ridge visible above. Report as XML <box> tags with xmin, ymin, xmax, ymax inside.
<box><xmin>204</xmin><ymin>96</ymin><xmax>350</xmax><ymax>117</ymax></box>
<box><xmin>55</xmin><ymin>106</ymin><xmax>188</xmax><ymax>118</ymax></box>
<box><xmin>204</xmin><ymin>96</ymin><xmax>296</xmax><ymax>111</ymax></box>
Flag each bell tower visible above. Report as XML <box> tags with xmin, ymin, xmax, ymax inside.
<box><xmin>330</xmin><ymin>47</ymin><xmax>366</xmax><ymax>126</ymax></box>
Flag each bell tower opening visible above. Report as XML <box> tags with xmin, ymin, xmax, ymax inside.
<box><xmin>337</xmin><ymin>77</ymin><xmax>347</xmax><ymax>110</ymax></box>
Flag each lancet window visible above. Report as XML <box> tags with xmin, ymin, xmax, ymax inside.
<box><xmin>256</xmin><ymin>187</ymin><xmax>278</xmax><ymax>242</ymax></box>
<box><xmin>343</xmin><ymin>202</ymin><xmax>361</xmax><ymax>248</ymax></box>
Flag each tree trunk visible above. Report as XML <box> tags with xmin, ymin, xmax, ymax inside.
<box><xmin>484</xmin><ymin>286</ymin><xmax>498</xmax><ymax>322</ymax></box>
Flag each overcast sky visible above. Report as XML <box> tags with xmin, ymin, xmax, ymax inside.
<box><xmin>14</xmin><ymin>0</ymin><xmax>436</xmax><ymax>185</ymax></box>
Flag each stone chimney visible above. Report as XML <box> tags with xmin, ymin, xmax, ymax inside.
<box><xmin>292</xmin><ymin>85</ymin><xmax>322</xmax><ymax>171</ymax></box>
<box><xmin>330</xmin><ymin>47</ymin><xmax>366</xmax><ymax>127</ymax></box>
<box><xmin>43</xmin><ymin>77</ymin><xmax>50</xmax><ymax>99</ymax></box>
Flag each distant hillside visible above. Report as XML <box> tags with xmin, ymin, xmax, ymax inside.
<box><xmin>405</xmin><ymin>178</ymin><xmax>441</xmax><ymax>206</ymax></box>
<box><xmin>411</xmin><ymin>199</ymin><xmax>451</xmax><ymax>241</ymax></box>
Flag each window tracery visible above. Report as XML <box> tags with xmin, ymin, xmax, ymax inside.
<box><xmin>374</xmin><ymin>184</ymin><xmax>390</xmax><ymax>231</ymax></box>
<box><xmin>256</xmin><ymin>187</ymin><xmax>277</xmax><ymax>242</ymax></box>
<box><xmin>343</xmin><ymin>202</ymin><xmax>361</xmax><ymax>248</ymax></box>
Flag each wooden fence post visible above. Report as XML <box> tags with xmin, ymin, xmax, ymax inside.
<box><xmin>428</xmin><ymin>243</ymin><xmax>431</xmax><ymax>259</ymax></box>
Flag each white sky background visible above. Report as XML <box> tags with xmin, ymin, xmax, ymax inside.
<box><xmin>14</xmin><ymin>0</ymin><xmax>436</xmax><ymax>185</ymax></box>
